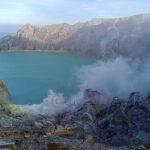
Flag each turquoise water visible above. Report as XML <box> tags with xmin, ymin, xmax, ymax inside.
<box><xmin>0</xmin><ymin>51</ymin><xmax>95</xmax><ymax>104</ymax></box>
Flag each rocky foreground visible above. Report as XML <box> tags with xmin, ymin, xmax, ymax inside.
<box><xmin>0</xmin><ymin>81</ymin><xmax>150</xmax><ymax>149</ymax></box>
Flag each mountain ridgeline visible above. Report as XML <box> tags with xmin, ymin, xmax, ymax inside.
<box><xmin>0</xmin><ymin>14</ymin><xmax>150</xmax><ymax>58</ymax></box>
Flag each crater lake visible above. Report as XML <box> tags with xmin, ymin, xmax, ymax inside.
<box><xmin>0</xmin><ymin>51</ymin><xmax>95</xmax><ymax>104</ymax></box>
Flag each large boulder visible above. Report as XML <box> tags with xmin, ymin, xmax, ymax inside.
<box><xmin>0</xmin><ymin>80</ymin><xmax>11</xmax><ymax>105</ymax></box>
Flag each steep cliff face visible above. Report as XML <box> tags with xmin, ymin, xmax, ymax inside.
<box><xmin>0</xmin><ymin>14</ymin><xmax>150</xmax><ymax>58</ymax></box>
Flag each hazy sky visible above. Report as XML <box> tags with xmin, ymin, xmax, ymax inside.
<box><xmin>0</xmin><ymin>0</ymin><xmax>150</xmax><ymax>25</ymax></box>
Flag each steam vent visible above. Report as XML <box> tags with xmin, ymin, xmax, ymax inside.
<box><xmin>0</xmin><ymin>81</ymin><xmax>149</xmax><ymax>149</ymax></box>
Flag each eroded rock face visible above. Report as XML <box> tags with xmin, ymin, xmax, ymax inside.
<box><xmin>1</xmin><ymin>14</ymin><xmax>150</xmax><ymax>59</ymax></box>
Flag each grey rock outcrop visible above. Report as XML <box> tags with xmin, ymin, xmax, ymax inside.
<box><xmin>54</xmin><ymin>90</ymin><xmax>150</xmax><ymax>147</ymax></box>
<box><xmin>0</xmin><ymin>89</ymin><xmax>149</xmax><ymax>149</ymax></box>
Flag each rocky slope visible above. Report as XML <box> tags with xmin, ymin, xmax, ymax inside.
<box><xmin>0</xmin><ymin>87</ymin><xmax>150</xmax><ymax>149</ymax></box>
<box><xmin>0</xmin><ymin>14</ymin><xmax>150</xmax><ymax>59</ymax></box>
<box><xmin>53</xmin><ymin>89</ymin><xmax>150</xmax><ymax>148</ymax></box>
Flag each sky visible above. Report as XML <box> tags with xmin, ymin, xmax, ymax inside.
<box><xmin>0</xmin><ymin>0</ymin><xmax>150</xmax><ymax>25</ymax></box>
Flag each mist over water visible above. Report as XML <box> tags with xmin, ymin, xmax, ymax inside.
<box><xmin>1</xmin><ymin>52</ymin><xmax>150</xmax><ymax>115</ymax></box>
<box><xmin>25</xmin><ymin>90</ymin><xmax>68</xmax><ymax>115</ymax></box>
<box><xmin>0</xmin><ymin>51</ymin><xmax>95</xmax><ymax>104</ymax></box>
<box><xmin>28</xmin><ymin>56</ymin><xmax>150</xmax><ymax>115</ymax></box>
<box><xmin>78</xmin><ymin>57</ymin><xmax>150</xmax><ymax>98</ymax></box>
<box><xmin>77</xmin><ymin>57</ymin><xmax>150</xmax><ymax>98</ymax></box>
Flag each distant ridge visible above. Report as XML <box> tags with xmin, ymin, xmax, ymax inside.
<box><xmin>0</xmin><ymin>13</ymin><xmax>150</xmax><ymax>59</ymax></box>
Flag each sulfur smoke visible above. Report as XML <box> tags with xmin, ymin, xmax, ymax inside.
<box><xmin>77</xmin><ymin>57</ymin><xmax>150</xmax><ymax>98</ymax></box>
<box><xmin>26</xmin><ymin>57</ymin><xmax>150</xmax><ymax>115</ymax></box>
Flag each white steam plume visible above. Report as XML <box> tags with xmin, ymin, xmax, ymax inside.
<box><xmin>77</xmin><ymin>57</ymin><xmax>150</xmax><ymax>98</ymax></box>
<box><xmin>23</xmin><ymin>90</ymin><xmax>67</xmax><ymax>115</ymax></box>
<box><xmin>24</xmin><ymin>57</ymin><xmax>150</xmax><ymax>115</ymax></box>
